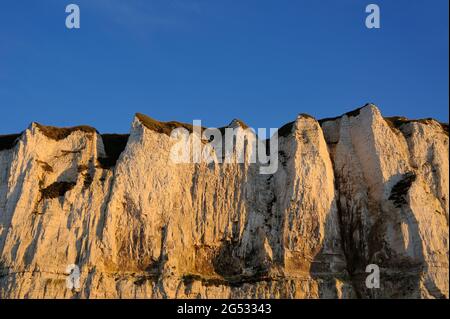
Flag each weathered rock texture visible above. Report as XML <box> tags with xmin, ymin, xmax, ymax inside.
<box><xmin>0</xmin><ymin>104</ymin><xmax>448</xmax><ymax>299</ymax></box>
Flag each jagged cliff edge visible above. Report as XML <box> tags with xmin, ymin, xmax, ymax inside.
<box><xmin>0</xmin><ymin>104</ymin><xmax>448</xmax><ymax>298</ymax></box>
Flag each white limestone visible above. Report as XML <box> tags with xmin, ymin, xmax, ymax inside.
<box><xmin>0</xmin><ymin>105</ymin><xmax>447</xmax><ymax>299</ymax></box>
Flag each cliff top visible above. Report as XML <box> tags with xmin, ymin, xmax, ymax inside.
<box><xmin>136</xmin><ymin>113</ymin><xmax>203</xmax><ymax>136</ymax></box>
<box><xmin>33</xmin><ymin>123</ymin><xmax>98</xmax><ymax>140</ymax></box>
<box><xmin>0</xmin><ymin>105</ymin><xmax>447</xmax><ymax>152</ymax></box>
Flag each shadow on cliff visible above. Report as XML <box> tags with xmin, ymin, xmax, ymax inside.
<box><xmin>184</xmin><ymin>160</ymin><xmax>275</xmax><ymax>295</ymax></box>
<box><xmin>311</xmin><ymin>172</ymin><xmax>443</xmax><ymax>298</ymax></box>
<box><xmin>308</xmin><ymin>198</ymin><xmax>352</xmax><ymax>299</ymax></box>
<box><xmin>0</xmin><ymin>160</ymin><xmax>33</xmax><ymax>260</ymax></box>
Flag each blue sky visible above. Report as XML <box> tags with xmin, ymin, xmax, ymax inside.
<box><xmin>0</xmin><ymin>0</ymin><xmax>448</xmax><ymax>134</ymax></box>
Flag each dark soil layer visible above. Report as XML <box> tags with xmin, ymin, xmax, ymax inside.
<box><xmin>83</xmin><ymin>173</ymin><xmax>93</xmax><ymax>190</ymax></box>
<box><xmin>0</xmin><ymin>134</ymin><xmax>21</xmax><ymax>151</ymax></box>
<box><xmin>385</xmin><ymin>116</ymin><xmax>449</xmax><ymax>136</ymax></box>
<box><xmin>36</xmin><ymin>160</ymin><xmax>53</xmax><ymax>173</ymax></box>
<box><xmin>40</xmin><ymin>181</ymin><xmax>76</xmax><ymax>200</ymax></box>
<box><xmin>136</xmin><ymin>113</ymin><xmax>204</xmax><ymax>136</ymax></box>
<box><xmin>98</xmin><ymin>134</ymin><xmax>130</xmax><ymax>169</ymax></box>
<box><xmin>181</xmin><ymin>272</ymin><xmax>273</xmax><ymax>288</ymax></box>
<box><xmin>35</xmin><ymin>123</ymin><xmax>97</xmax><ymax>141</ymax></box>
<box><xmin>318</xmin><ymin>104</ymin><xmax>371</xmax><ymax>124</ymax></box>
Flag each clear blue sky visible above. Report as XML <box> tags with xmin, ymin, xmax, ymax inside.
<box><xmin>0</xmin><ymin>0</ymin><xmax>448</xmax><ymax>134</ymax></box>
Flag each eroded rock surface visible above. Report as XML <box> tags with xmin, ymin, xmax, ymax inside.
<box><xmin>0</xmin><ymin>104</ymin><xmax>448</xmax><ymax>298</ymax></box>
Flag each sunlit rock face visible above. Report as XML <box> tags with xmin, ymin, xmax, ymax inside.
<box><xmin>0</xmin><ymin>104</ymin><xmax>448</xmax><ymax>299</ymax></box>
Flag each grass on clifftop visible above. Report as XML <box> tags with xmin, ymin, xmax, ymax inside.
<box><xmin>35</xmin><ymin>123</ymin><xmax>97</xmax><ymax>141</ymax></box>
<box><xmin>136</xmin><ymin>113</ymin><xmax>204</xmax><ymax>136</ymax></box>
<box><xmin>384</xmin><ymin>116</ymin><xmax>449</xmax><ymax>135</ymax></box>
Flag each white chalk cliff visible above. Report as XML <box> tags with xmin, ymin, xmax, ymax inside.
<box><xmin>0</xmin><ymin>104</ymin><xmax>448</xmax><ymax>299</ymax></box>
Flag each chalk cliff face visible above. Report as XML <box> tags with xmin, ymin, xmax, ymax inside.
<box><xmin>0</xmin><ymin>104</ymin><xmax>448</xmax><ymax>299</ymax></box>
